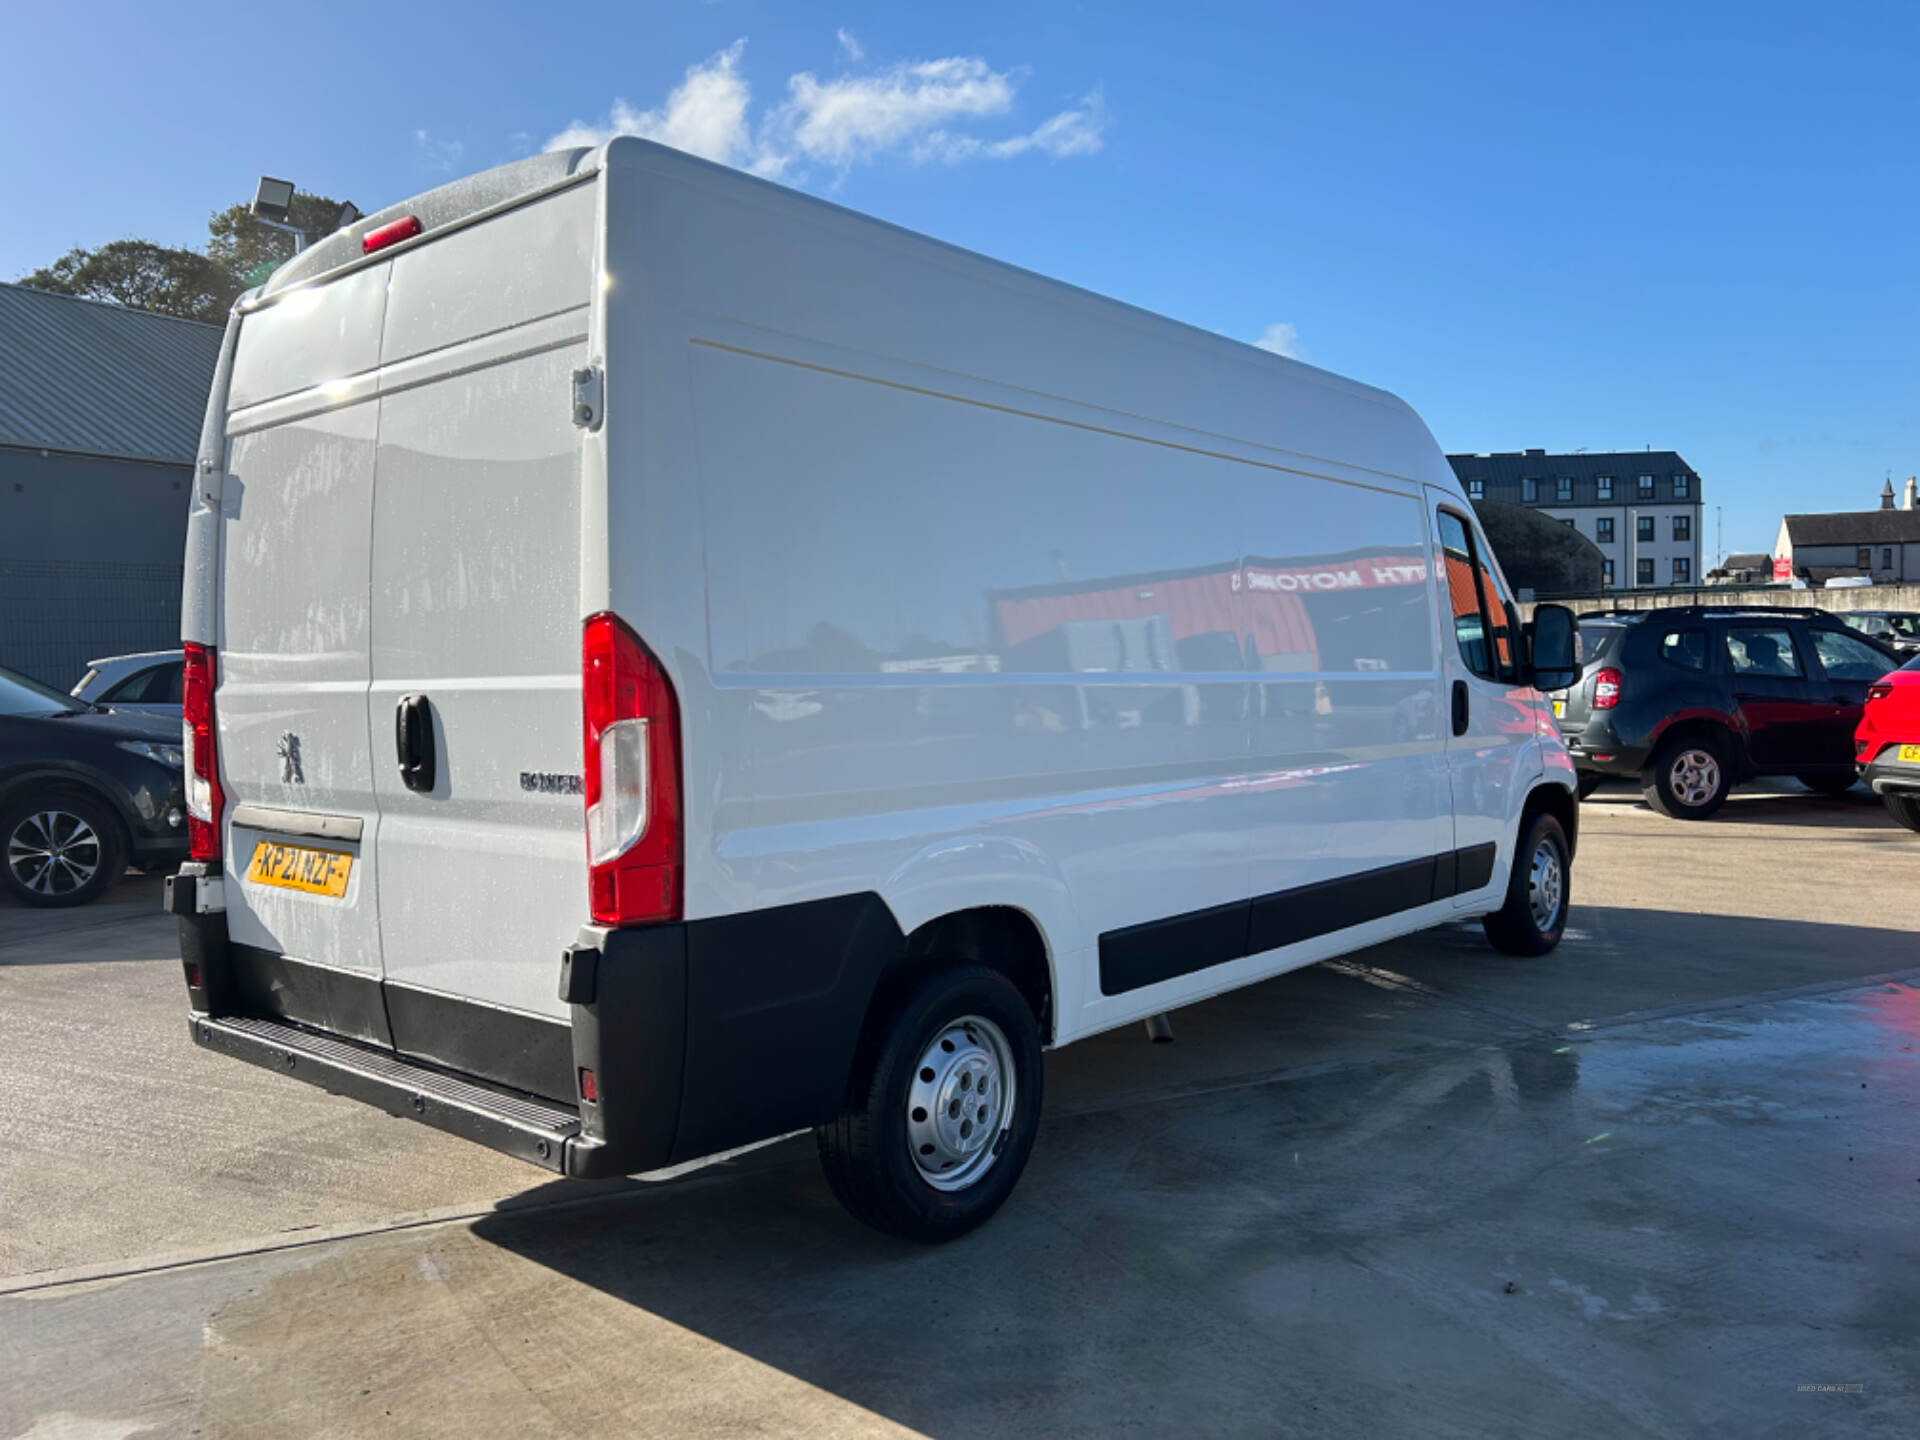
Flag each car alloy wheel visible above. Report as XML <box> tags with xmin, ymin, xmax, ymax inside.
<box><xmin>1667</xmin><ymin>748</ymin><xmax>1721</xmax><ymax>809</ymax></box>
<box><xmin>7</xmin><ymin>808</ymin><xmax>104</xmax><ymax>898</ymax></box>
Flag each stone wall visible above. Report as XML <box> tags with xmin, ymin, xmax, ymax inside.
<box><xmin>1521</xmin><ymin>584</ymin><xmax>1920</xmax><ymax>622</ymax></box>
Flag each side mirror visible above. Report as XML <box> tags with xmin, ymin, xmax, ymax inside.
<box><xmin>1527</xmin><ymin>604</ymin><xmax>1579</xmax><ymax>691</ymax></box>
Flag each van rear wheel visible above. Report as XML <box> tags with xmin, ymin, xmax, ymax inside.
<box><xmin>816</xmin><ymin>965</ymin><xmax>1042</xmax><ymax>1242</ymax></box>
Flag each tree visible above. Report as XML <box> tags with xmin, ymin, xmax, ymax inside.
<box><xmin>18</xmin><ymin>190</ymin><xmax>347</xmax><ymax>324</ymax></box>
<box><xmin>20</xmin><ymin>241</ymin><xmax>238</xmax><ymax>325</ymax></box>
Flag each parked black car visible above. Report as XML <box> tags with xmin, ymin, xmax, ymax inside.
<box><xmin>1840</xmin><ymin>610</ymin><xmax>1920</xmax><ymax>661</ymax></box>
<box><xmin>1550</xmin><ymin>606</ymin><xmax>1901</xmax><ymax>819</ymax></box>
<box><xmin>1</xmin><ymin>665</ymin><xmax>188</xmax><ymax>905</ymax></box>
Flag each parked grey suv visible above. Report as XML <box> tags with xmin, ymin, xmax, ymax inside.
<box><xmin>1550</xmin><ymin>606</ymin><xmax>1900</xmax><ymax>818</ymax></box>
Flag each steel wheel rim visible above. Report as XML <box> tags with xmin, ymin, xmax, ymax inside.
<box><xmin>1527</xmin><ymin>837</ymin><xmax>1564</xmax><ymax>933</ymax></box>
<box><xmin>7</xmin><ymin>810</ymin><xmax>102</xmax><ymax>896</ymax></box>
<box><xmin>906</xmin><ymin>1014</ymin><xmax>1016</xmax><ymax>1192</ymax></box>
<box><xmin>1669</xmin><ymin>749</ymin><xmax>1720</xmax><ymax>808</ymax></box>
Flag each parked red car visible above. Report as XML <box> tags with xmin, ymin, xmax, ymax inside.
<box><xmin>1855</xmin><ymin>654</ymin><xmax>1920</xmax><ymax>832</ymax></box>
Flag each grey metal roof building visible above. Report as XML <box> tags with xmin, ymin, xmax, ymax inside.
<box><xmin>0</xmin><ymin>284</ymin><xmax>220</xmax><ymax>685</ymax></box>
<box><xmin>0</xmin><ymin>282</ymin><xmax>221</xmax><ymax>463</ymax></box>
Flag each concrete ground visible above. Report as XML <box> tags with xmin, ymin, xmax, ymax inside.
<box><xmin>2</xmin><ymin>781</ymin><xmax>1917</xmax><ymax>1438</ymax></box>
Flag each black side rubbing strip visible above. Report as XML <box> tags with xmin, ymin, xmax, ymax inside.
<box><xmin>1097</xmin><ymin>899</ymin><xmax>1252</xmax><ymax>998</ymax></box>
<box><xmin>1098</xmin><ymin>844</ymin><xmax>1501</xmax><ymax>996</ymax></box>
<box><xmin>1454</xmin><ymin>842</ymin><xmax>1497</xmax><ymax>892</ymax></box>
<box><xmin>1246</xmin><ymin>855</ymin><xmax>1437</xmax><ymax>955</ymax></box>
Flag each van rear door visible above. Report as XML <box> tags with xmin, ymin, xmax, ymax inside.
<box><xmin>364</xmin><ymin>185</ymin><xmax>598</xmax><ymax>1084</ymax></box>
<box><xmin>217</xmin><ymin>265</ymin><xmax>391</xmax><ymax>1042</ymax></box>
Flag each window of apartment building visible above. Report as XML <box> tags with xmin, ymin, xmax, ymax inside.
<box><xmin>1523</xmin><ymin>477</ymin><xmax>1540</xmax><ymax>502</ymax></box>
<box><xmin>1673</xmin><ymin>473</ymin><xmax>1691</xmax><ymax>498</ymax></box>
<box><xmin>1884</xmin><ymin>547</ymin><xmax>1895</xmax><ymax>571</ymax></box>
<box><xmin>1672</xmin><ymin>515</ymin><xmax>1690</xmax><ymax>541</ymax></box>
<box><xmin>1637</xmin><ymin>557</ymin><xmax>1655</xmax><ymax>585</ymax></box>
<box><xmin>1467</xmin><ymin>478</ymin><xmax>1484</xmax><ymax>499</ymax></box>
<box><xmin>1858</xmin><ymin>547</ymin><xmax>1872</xmax><ymax>570</ymax></box>
<box><xmin>1596</xmin><ymin>475</ymin><xmax>1614</xmax><ymax>500</ymax></box>
<box><xmin>1595</xmin><ymin>517</ymin><xmax>1615</xmax><ymax>543</ymax></box>
<box><xmin>1556</xmin><ymin>476</ymin><xmax>1573</xmax><ymax>500</ymax></box>
<box><xmin>1638</xmin><ymin>474</ymin><xmax>1655</xmax><ymax>498</ymax></box>
<box><xmin>1672</xmin><ymin>557</ymin><xmax>1691</xmax><ymax>583</ymax></box>
<box><xmin>1603</xmin><ymin>559</ymin><xmax>1615</xmax><ymax>586</ymax></box>
<box><xmin>1562</xmin><ymin>517</ymin><xmax>1577</xmax><ymax>528</ymax></box>
<box><xmin>1637</xmin><ymin>515</ymin><xmax>1655</xmax><ymax>542</ymax></box>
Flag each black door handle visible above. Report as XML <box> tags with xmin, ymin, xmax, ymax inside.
<box><xmin>395</xmin><ymin>694</ymin><xmax>436</xmax><ymax>792</ymax></box>
<box><xmin>1451</xmin><ymin>680</ymin><xmax>1470</xmax><ymax>736</ymax></box>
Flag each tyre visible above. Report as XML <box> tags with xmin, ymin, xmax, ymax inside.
<box><xmin>2</xmin><ymin>790</ymin><xmax>127</xmax><ymax>907</ymax></box>
<box><xmin>1483</xmin><ymin>810</ymin><xmax>1571</xmax><ymax>957</ymax></box>
<box><xmin>1796</xmin><ymin>772</ymin><xmax>1857</xmax><ymax>797</ymax></box>
<box><xmin>1575</xmin><ymin>772</ymin><xmax>1604</xmax><ymax>801</ymax></box>
<box><xmin>816</xmin><ymin>964</ymin><xmax>1043</xmax><ymax>1242</ymax></box>
<box><xmin>1642</xmin><ymin>733</ymin><xmax>1731</xmax><ymax>820</ymax></box>
<box><xmin>1884</xmin><ymin>793</ymin><xmax>1920</xmax><ymax>834</ymax></box>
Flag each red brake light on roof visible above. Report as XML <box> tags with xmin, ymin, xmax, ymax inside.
<box><xmin>182</xmin><ymin>643</ymin><xmax>224</xmax><ymax>860</ymax></box>
<box><xmin>582</xmin><ymin>613</ymin><xmax>682</xmax><ymax>927</ymax></box>
<box><xmin>1592</xmin><ymin>666</ymin><xmax>1623</xmax><ymax>710</ymax></box>
<box><xmin>361</xmin><ymin>215</ymin><xmax>422</xmax><ymax>254</ymax></box>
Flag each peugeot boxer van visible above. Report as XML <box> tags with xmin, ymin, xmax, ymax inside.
<box><xmin>168</xmin><ymin>139</ymin><xmax>1581</xmax><ymax>1240</ymax></box>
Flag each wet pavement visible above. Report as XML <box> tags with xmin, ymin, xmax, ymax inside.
<box><xmin>3</xmin><ymin>785</ymin><xmax>1918</xmax><ymax>1437</ymax></box>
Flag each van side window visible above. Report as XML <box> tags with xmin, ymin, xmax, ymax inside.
<box><xmin>1724</xmin><ymin>627</ymin><xmax>1802</xmax><ymax>678</ymax></box>
<box><xmin>1437</xmin><ymin>510</ymin><xmax>1497</xmax><ymax>681</ymax></box>
<box><xmin>1658</xmin><ymin>629</ymin><xmax>1707</xmax><ymax>671</ymax></box>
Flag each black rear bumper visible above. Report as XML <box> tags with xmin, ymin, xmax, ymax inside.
<box><xmin>1860</xmin><ymin>753</ymin><xmax>1920</xmax><ymax>796</ymax></box>
<box><xmin>170</xmin><ymin>869</ymin><xmax>905</xmax><ymax>1181</ymax></box>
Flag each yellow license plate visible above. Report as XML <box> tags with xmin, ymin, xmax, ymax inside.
<box><xmin>1552</xmin><ymin>700</ymin><xmax>1566</xmax><ymax>717</ymax></box>
<box><xmin>247</xmin><ymin>841</ymin><xmax>352</xmax><ymax>897</ymax></box>
<box><xmin>1901</xmin><ymin>744</ymin><xmax>1920</xmax><ymax>764</ymax></box>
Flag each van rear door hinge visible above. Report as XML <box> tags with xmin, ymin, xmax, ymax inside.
<box><xmin>570</xmin><ymin>366</ymin><xmax>604</xmax><ymax>431</ymax></box>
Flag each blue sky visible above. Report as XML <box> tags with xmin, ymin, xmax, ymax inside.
<box><xmin>5</xmin><ymin>0</ymin><xmax>1913</xmax><ymax>555</ymax></box>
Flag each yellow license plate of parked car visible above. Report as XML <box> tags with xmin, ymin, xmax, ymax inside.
<box><xmin>1901</xmin><ymin>744</ymin><xmax>1920</xmax><ymax>764</ymax></box>
<box><xmin>247</xmin><ymin>841</ymin><xmax>352</xmax><ymax>897</ymax></box>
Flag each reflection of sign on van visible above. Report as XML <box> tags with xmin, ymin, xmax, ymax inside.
<box><xmin>990</xmin><ymin>549</ymin><xmax>1432</xmax><ymax>676</ymax></box>
<box><xmin>1243</xmin><ymin>560</ymin><xmax>1429</xmax><ymax>593</ymax></box>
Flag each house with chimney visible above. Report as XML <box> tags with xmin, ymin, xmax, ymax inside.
<box><xmin>1774</xmin><ymin>477</ymin><xmax>1920</xmax><ymax>585</ymax></box>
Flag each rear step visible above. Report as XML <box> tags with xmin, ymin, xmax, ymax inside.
<box><xmin>190</xmin><ymin>1014</ymin><xmax>580</xmax><ymax>1172</ymax></box>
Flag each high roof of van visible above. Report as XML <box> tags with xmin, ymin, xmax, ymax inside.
<box><xmin>254</xmin><ymin>139</ymin><xmax>1442</xmax><ymax>488</ymax></box>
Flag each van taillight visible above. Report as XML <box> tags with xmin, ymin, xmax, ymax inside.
<box><xmin>582</xmin><ymin>613</ymin><xmax>681</xmax><ymax>927</ymax></box>
<box><xmin>1592</xmin><ymin>667</ymin><xmax>1622</xmax><ymax>710</ymax></box>
<box><xmin>182</xmin><ymin>642</ymin><xmax>224</xmax><ymax>860</ymax></box>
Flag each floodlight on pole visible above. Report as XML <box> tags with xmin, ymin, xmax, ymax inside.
<box><xmin>250</xmin><ymin>175</ymin><xmax>308</xmax><ymax>253</ymax></box>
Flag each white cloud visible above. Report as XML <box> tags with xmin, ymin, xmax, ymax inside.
<box><xmin>545</xmin><ymin>38</ymin><xmax>1106</xmax><ymax>179</ymax></box>
<box><xmin>914</xmin><ymin>88</ymin><xmax>1107</xmax><ymax>163</ymax></box>
<box><xmin>547</xmin><ymin>41</ymin><xmax>754</xmax><ymax>167</ymax></box>
<box><xmin>413</xmin><ymin>129</ymin><xmax>465</xmax><ymax>173</ymax></box>
<box><xmin>1254</xmin><ymin>322</ymin><xmax>1302</xmax><ymax>359</ymax></box>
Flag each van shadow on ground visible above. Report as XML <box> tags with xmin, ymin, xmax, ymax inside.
<box><xmin>469</xmin><ymin>907</ymin><xmax>1920</xmax><ymax>1439</ymax></box>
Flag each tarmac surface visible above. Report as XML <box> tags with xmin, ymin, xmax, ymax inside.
<box><xmin>2</xmin><ymin>781</ymin><xmax>1917</xmax><ymax>1437</ymax></box>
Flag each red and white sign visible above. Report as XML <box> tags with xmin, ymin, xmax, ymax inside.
<box><xmin>1772</xmin><ymin>556</ymin><xmax>1792</xmax><ymax>581</ymax></box>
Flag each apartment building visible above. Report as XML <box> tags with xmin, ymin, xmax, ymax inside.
<box><xmin>1447</xmin><ymin>449</ymin><xmax>1704</xmax><ymax>591</ymax></box>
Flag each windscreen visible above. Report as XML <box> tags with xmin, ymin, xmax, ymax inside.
<box><xmin>0</xmin><ymin>669</ymin><xmax>87</xmax><ymax>716</ymax></box>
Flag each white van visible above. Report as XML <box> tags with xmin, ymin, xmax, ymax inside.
<box><xmin>169</xmin><ymin>139</ymin><xmax>1582</xmax><ymax>1240</ymax></box>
